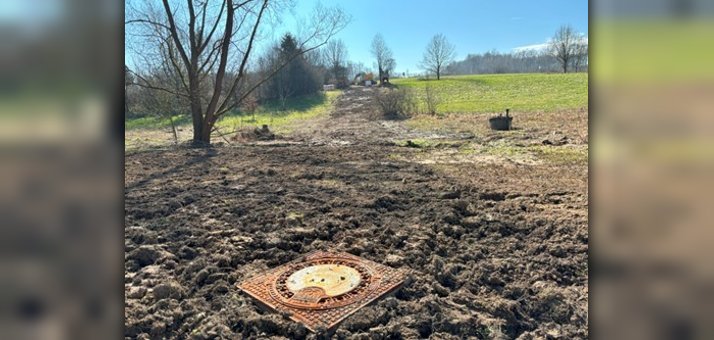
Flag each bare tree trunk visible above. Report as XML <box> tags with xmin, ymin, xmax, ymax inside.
<box><xmin>191</xmin><ymin>113</ymin><xmax>212</xmax><ymax>144</ymax></box>
<box><xmin>190</xmin><ymin>105</ymin><xmax>204</xmax><ymax>143</ymax></box>
<box><xmin>200</xmin><ymin>119</ymin><xmax>213</xmax><ymax>144</ymax></box>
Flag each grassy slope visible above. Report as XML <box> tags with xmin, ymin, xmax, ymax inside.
<box><xmin>392</xmin><ymin>73</ymin><xmax>588</xmax><ymax>113</ymax></box>
<box><xmin>125</xmin><ymin>91</ymin><xmax>341</xmax><ymax>131</ymax></box>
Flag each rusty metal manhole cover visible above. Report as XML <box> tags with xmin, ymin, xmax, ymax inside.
<box><xmin>238</xmin><ymin>250</ymin><xmax>406</xmax><ymax>332</ymax></box>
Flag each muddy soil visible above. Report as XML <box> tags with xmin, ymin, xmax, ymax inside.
<box><xmin>125</xmin><ymin>87</ymin><xmax>588</xmax><ymax>339</ymax></box>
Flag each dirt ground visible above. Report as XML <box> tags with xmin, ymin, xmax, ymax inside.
<box><xmin>125</xmin><ymin>86</ymin><xmax>588</xmax><ymax>339</ymax></box>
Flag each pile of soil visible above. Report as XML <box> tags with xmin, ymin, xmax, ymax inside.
<box><xmin>232</xmin><ymin>125</ymin><xmax>276</xmax><ymax>142</ymax></box>
<box><xmin>125</xmin><ymin>87</ymin><xmax>588</xmax><ymax>339</ymax></box>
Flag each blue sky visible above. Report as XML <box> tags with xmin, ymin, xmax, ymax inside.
<box><xmin>126</xmin><ymin>0</ymin><xmax>588</xmax><ymax>74</ymax></box>
<box><xmin>282</xmin><ymin>0</ymin><xmax>588</xmax><ymax>74</ymax></box>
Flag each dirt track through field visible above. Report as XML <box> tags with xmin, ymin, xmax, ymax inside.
<box><xmin>125</xmin><ymin>86</ymin><xmax>588</xmax><ymax>339</ymax></box>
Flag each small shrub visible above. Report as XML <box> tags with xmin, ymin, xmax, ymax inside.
<box><xmin>423</xmin><ymin>82</ymin><xmax>441</xmax><ymax>115</ymax></box>
<box><xmin>374</xmin><ymin>88</ymin><xmax>416</xmax><ymax>119</ymax></box>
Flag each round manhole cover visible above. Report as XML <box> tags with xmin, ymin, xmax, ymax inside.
<box><xmin>271</xmin><ymin>256</ymin><xmax>378</xmax><ymax>310</ymax></box>
<box><xmin>286</xmin><ymin>264</ymin><xmax>362</xmax><ymax>296</ymax></box>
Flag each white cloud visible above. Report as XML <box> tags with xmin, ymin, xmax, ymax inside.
<box><xmin>512</xmin><ymin>36</ymin><xmax>587</xmax><ymax>53</ymax></box>
<box><xmin>512</xmin><ymin>43</ymin><xmax>550</xmax><ymax>53</ymax></box>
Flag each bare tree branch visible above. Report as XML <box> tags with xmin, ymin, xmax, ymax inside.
<box><xmin>214</xmin><ymin>0</ymin><xmax>270</xmax><ymax>115</ymax></box>
<box><xmin>197</xmin><ymin>0</ymin><xmax>226</xmax><ymax>54</ymax></box>
<box><xmin>161</xmin><ymin>0</ymin><xmax>191</xmax><ymax>69</ymax></box>
<box><xmin>203</xmin><ymin>0</ymin><xmax>243</xmax><ymax>132</ymax></box>
<box><xmin>125</xmin><ymin>19</ymin><xmax>171</xmax><ymax>31</ymax></box>
<box><xmin>128</xmin><ymin>70</ymin><xmax>190</xmax><ymax>99</ymax></box>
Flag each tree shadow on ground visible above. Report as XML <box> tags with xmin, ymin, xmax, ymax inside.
<box><xmin>125</xmin><ymin>146</ymin><xmax>218</xmax><ymax>191</ymax></box>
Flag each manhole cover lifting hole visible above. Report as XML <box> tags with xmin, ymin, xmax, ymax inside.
<box><xmin>238</xmin><ymin>251</ymin><xmax>406</xmax><ymax>332</ymax></box>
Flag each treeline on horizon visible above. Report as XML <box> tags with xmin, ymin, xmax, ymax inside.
<box><xmin>444</xmin><ymin>50</ymin><xmax>588</xmax><ymax>76</ymax></box>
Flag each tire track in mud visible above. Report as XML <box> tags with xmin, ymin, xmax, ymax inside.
<box><xmin>286</xmin><ymin>86</ymin><xmax>472</xmax><ymax>147</ymax></box>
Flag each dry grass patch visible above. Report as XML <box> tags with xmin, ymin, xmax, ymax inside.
<box><xmin>406</xmin><ymin>108</ymin><xmax>588</xmax><ymax>145</ymax></box>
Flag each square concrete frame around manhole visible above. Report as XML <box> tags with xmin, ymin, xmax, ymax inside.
<box><xmin>238</xmin><ymin>250</ymin><xmax>407</xmax><ymax>332</ymax></box>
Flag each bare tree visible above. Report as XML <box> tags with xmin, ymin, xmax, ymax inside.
<box><xmin>572</xmin><ymin>36</ymin><xmax>588</xmax><ymax>72</ymax></box>
<box><xmin>274</xmin><ymin>60</ymin><xmax>294</xmax><ymax>110</ymax></box>
<box><xmin>550</xmin><ymin>25</ymin><xmax>579</xmax><ymax>73</ymax></box>
<box><xmin>126</xmin><ymin>0</ymin><xmax>349</xmax><ymax>145</ymax></box>
<box><xmin>419</xmin><ymin>33</ymin><xmax>456</xmax><ymax>80</ymax></box>
<box><xmin>370</xmin><ymin>34</ymin><xmax>395</xmax><ymax>84</ymax></box>
<box><xmin>322</xmin><ymin>39</ymin><xmax>349</xmax><ymax>86</ymax></box>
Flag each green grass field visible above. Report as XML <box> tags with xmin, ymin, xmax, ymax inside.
<box><xmin>392</xmin><ymin>73</ymin><xmax>588</xmax><ymax>113</ymax></box>
<box><xmin>125</xmin><ymin>91</ymin><xmax>341</xmax><ymax>132</ymax></box>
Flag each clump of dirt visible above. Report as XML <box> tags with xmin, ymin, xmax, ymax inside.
<box><xmin>232</xmin><ymin>124</ymin><xmax>276</xmax><ymax>142</ymax></box>
<box><xmin>542</xmin><ymin>132</ymin><xmax>571</xmax><ymax>146</ymax></box>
